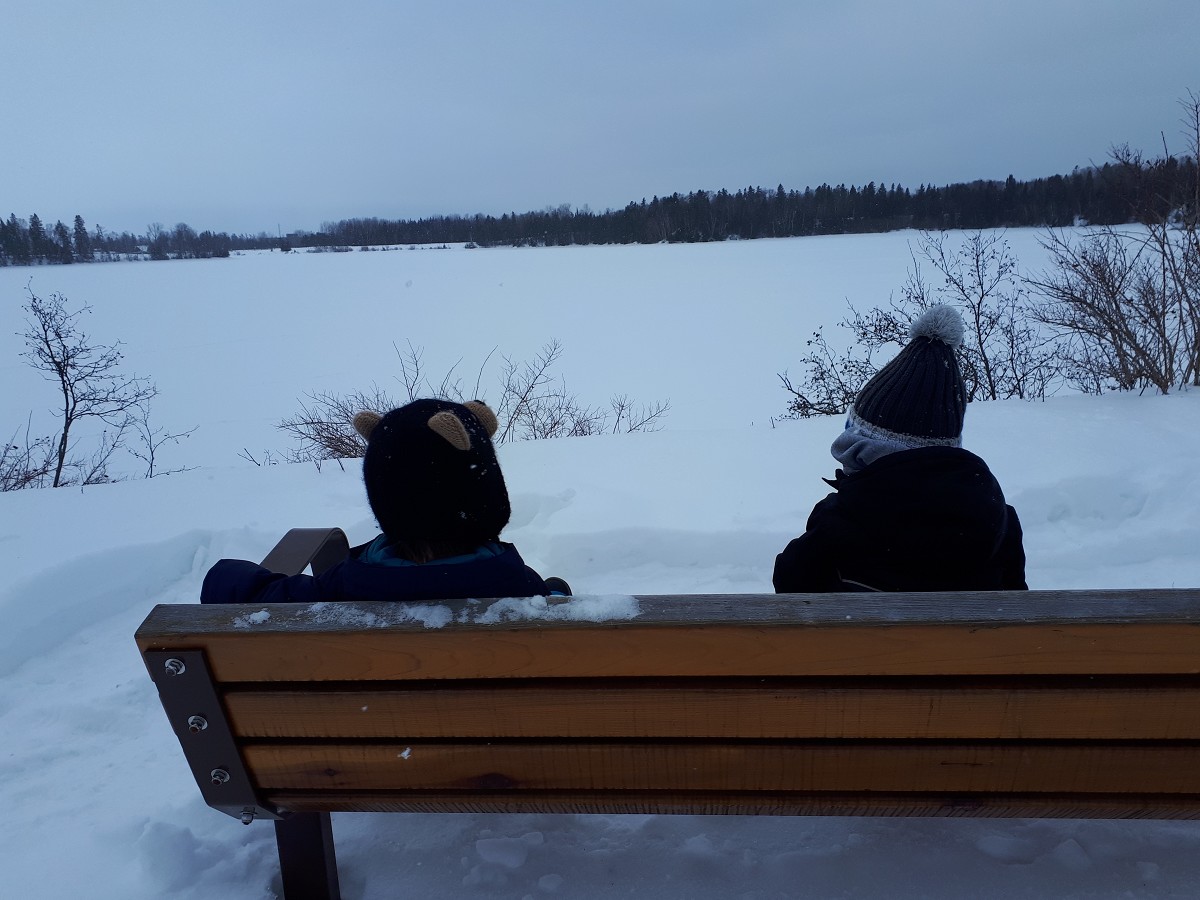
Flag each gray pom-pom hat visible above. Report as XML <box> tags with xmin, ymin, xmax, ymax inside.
<box><xmin>832</xmin><ymin>305</ymin><xmax>968</xmax><ymax>472</ymax></box>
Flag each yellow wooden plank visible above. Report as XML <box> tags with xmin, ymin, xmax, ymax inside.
<box><xmin>226</xmin><ymin>682</ymin><xmax>1200</xmax><ymax>740</ymax></box>
<box><xmin>140</xmin><ymin>622</ymin><xmax>1200</xmax><ymax>681</ymax></box>
<box><xmin>242</xmin><ymin>742</ymin><xmax>1200</xmax><ymax>794</ymax></box>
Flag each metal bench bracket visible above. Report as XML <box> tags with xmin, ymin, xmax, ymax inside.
<box><xmin>144</xmin><ymin>648</ymin><xmax>282</xmax><ymax>822</ymax></box>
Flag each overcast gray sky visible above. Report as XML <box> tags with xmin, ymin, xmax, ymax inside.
<box><xmin>5</xmin><ymin>0</ymin><xmax>1199</xmax><ymax>236</ymax></box>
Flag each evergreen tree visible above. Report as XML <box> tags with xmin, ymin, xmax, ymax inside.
<box><xmin>6</xmin><ymin>214</ymin><xmax>30</xmax><ymax>264</ymax></box>
<box><xmin>73</xmin><ymin>215</ymin><xmax>91</xmax><ymax>261</ymax></box>
<box><xmin>52</xmin><ymin>220</ymin><xmax>74</xmax><ymax>264</ymax></box>
<box><xmin>28</xmin><ymin>213</ymin><xmax>47</xmax><ymax>262</ymax></box>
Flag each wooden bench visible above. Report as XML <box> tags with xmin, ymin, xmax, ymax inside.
<box><xmin>136</xmin><ymin>527</ymin><xmax>1200</xmax><ymax>900</ymax></box>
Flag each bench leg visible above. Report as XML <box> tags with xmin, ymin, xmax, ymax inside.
<box><xmin>274</xmin><ymin>812</ymin><xmax>341</xmax><ymax>900</ymax></box>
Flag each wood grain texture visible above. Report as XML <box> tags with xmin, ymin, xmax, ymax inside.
<box><xmin>224</xmin><ymin>679</ymin><xmax>1200</xmax><ymax>740</ymax></box>
<box><xmin>136</xmin><ymin>591</ymin><xmax>1200</xmax><ymax>681</ymax></box>
<box><xmin>242</xmin><ymin>742</ymin><xmax>1200</xmax><ymax>794</ymax></box>
<box><xmin>138</xmin><ymin>620</ymin><xmax>1200</xmax><ymax>680</ymax></box>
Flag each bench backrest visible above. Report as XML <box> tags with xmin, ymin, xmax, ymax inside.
<box><xmin>137</xmin><ymin>532</ymin><xmax>1200</xmax><ymax>821</ymax></box>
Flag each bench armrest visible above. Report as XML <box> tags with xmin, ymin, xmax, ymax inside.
<box><xmin>259</xmin><ymin>528</ymin><xmax>350</xmax><ymax>577</ymax></box>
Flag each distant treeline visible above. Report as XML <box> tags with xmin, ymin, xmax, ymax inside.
<box><xmin>0</xmin><ymin>214</ymin><xmax>272</xmax><ymax>266</ymax></box>
<box><xmin>3</xmin><ymin>155</ymin><xmax>1196</xmax><ymax>267</ymax></box>
<box><xmin>305</xmin><ymin>157</ymin><xmax>1198</xmax><ymax>249</ymax></box>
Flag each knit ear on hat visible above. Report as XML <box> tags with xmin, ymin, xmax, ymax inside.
<box><xmin>353</xmin><ymin>411</ymin><xmax>383</xmax><ymax>441</ymax></box>
<box><xmin>464</xmin><ymin>400</ymin><xmax>499</xmax><ymax>437</ymax></box>
<box><xmin>428</xmin><ymin>410</ymin><xmax>471</xmax><ymax>450</ymax></box>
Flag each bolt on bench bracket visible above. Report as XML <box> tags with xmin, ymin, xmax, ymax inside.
<box><xmin>144</xmin><ymin>648</ymin><xmax>282</xmax><ymax>823</ymax></box>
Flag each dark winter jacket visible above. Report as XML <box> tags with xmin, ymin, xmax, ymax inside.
<box><xmin>773</xmin><ymin>446</ymin><xmax>1027</xmax><ymax>593</ymax></box>
<box><xmin>200</xmin><ymin>538</ymin><xmax>552</xmax><ymax>605</ymax></box>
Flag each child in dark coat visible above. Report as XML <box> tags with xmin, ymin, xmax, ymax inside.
<box><xmin>773</xmin><ymin>306</ymin><xmax>1027</xmax><ymax>593</ymax></box>
<box><xmin>201</xmin><ymin>399</ymin><xmax>566</xmax><ymax>604</ymax></box>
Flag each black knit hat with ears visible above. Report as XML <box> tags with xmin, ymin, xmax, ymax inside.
<box><xmin>848</xmin><ymin>305</ymin><xmax>968</xmax><ymax>446</ymax></box>
<box><xmin>354</xmin><ymin>399</ymin><xmax>510</xmax><ymax>545</ymax></box>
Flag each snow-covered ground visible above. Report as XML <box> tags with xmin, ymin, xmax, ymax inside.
<box><xmin>2</xmin><ymin>234</ymin><xmax>1199</xmax><ymax>899</ymax></box>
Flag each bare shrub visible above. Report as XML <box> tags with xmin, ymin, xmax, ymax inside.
<box><xmin>905</xmin><ymin>231</ymin><xmax>1059</xmax><ymax>401</ymax></box>
<box><xmin>1</xmin><ymin>419</ymin><xmax>56</xmax><ymax>491</ymax></box>
<box><xmin>778</xmin><ymin>324</ymin><xmax>894</xmax><ymax>418</ymax></box>
<box><xmin>280</xmin><ymin>339</ymin><xmax>670</xmax><ymax>460</ymax></box>
<box><xmin>608</xmin><ymin>394</ymin><xmax>671</xmax><ymax>434</ymax></box>
<box><xmin>277</xmin><ymin>386</ymin><xmax>400</xmax><ymax>462</ymax></box>
<box><xmin>780</xmin><ymin>230</ymin><xmax>1058</xmax><ymax>418</ymax></box>
<box><xmin>129</xmin><ymin>403</ymin><xmax>197</xmax><ymax>478</ymax></box>
<box><xmin>237</xmin><ymin>448</ymin><xmax>282</xmax><ymax>467</ymax></box>
<box><xmin>1028</xmin><ymin>92</ymin><xmax>1200</xmax><ymax>394</ymax></box>
<box><xmin>19</xmin><ymin>288</ymin><xmax>158</xmax><ymax>487</ymax></box>
<box><xmin>393</xmin><ymin>340</ymin><xmax>487</xmax><ymax>404</ymax></box>
<box><xmin>495</xmin><ymin>340</ymin><xmax>608</xmax><ymax>442</ymax></box>
<box><xmin>1030</xmin><ymin>229</ymin><xmax>1195</xmax><ymax>393</ymax></box>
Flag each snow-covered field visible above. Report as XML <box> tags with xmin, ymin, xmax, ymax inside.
<box><xmin>0</xmin><ymin>230</ymin><xmax>1059</xmax><ymax>471</ymax></box>
<box><xmin>2</xmin><ymin>234</ymin><xmax>1199</xmax><ymax>899</ymax></box>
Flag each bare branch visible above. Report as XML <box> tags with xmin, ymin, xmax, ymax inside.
<box><xmin>277</xmin><ymin>385</ymin><xmax>399</xmax><ymax>461</ymax></box>
<box><xmin>0</xmin><ymin>417</ymin><xmax>56</xmax><ymax>491</ymax></box>
<box><xmin>128</xmin><ymin>403</ymin><xmax>198</xmax><ymax>477</ymax></box>
<box><xmin>237</xmin><ymin>448</ymin><xmax>280</xmax><ymax>467</ymax></box>
<box><xmin>18</xmin><ymin>287</ymin><xmax>158</xmax><ymax>487</ymax></box>
<box><xmin>609</xmin><ymin>395</ymin><xmax>671</xmax><ymax>433</ymax></box>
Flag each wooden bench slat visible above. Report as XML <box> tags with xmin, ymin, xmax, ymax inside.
<box><xmin>225</xmin><ymin>680</ymin><xmax>1200</xmax><ymax>740</ymax></box>
<box><xmin>138</xmin><ymin>621</ymin><xmax>1200</xmax><ymax>680</ymax></box>
<box><xmin>136</xmin><ymin>590</ymin><xmax>1200</xmax><ymax>635</ymax></box>
<box><xmin>263</xmin><ymin>789</ymin><xmax>1200</xmax><ymax>819</ymax></box>
<box><xmin>242</xmin><ymin>742</ymin><xmax>1200</xmax><ymax>795</ymax></box>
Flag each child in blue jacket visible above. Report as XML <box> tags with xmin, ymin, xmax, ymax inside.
<box><xmin>202</xmin><ymin>399</ymin><xmax>566</xmax><ymax>604</ymax></box>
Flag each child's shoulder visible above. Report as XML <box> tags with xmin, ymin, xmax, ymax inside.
<box><xmin>856</xmin><ymin>445</ymin><xmax>995</xmax><ymax>478</ymax></box>
<box><xmin>341</xmin><ymin>539</ymin><xmax>548</xmax><ymax>602</ymax></box>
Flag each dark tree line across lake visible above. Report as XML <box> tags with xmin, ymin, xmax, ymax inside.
<box><xmin>3</xmin><ymin>155</ymin><xmax>1196</xmax><ymax>267</ymax></box>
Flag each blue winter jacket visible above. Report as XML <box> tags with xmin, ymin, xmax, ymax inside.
<box><xmin>200</xmin><ymin>538</ymin><xmax>552</xmax><ymax>605</ymax></box>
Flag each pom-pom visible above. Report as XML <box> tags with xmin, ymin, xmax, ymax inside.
<box><xmin>909</xmin><ymin>305</ymin><xmax>965</xmax><ymax>349</ymax></box>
